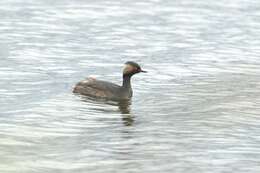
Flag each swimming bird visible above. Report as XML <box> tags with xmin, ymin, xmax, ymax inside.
<box><xmin>73</xmin><ymin>61</ymin><xmax>147</xmax><ymax>100</ymax></box>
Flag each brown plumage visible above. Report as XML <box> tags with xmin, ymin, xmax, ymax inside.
<box><xmin>73</xmin><ymin>61</ymin><xmax>146</xmax><ymax>101</ymax></box>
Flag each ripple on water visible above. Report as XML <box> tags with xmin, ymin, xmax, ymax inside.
<box><xmin>1</xmin><ymin>0</ymin><xmax>260</xmax><ymax>172</ymax></box>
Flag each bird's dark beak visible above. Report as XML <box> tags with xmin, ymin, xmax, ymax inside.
<box><xmin>140</xmin><ymin>69</ymin><xmax>147</xmax><ymax>73</ymax></box>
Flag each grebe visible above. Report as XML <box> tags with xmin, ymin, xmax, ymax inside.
<box><xmin>73</xmin><ymin>61</ymin><xmax>146</xmax><ymax>100</ymax></box>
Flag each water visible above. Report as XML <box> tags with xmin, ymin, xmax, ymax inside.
<box><xmin>1</xmin><ymin>0</ymin><xmax>260</xmax><ymax>172</ymax></box>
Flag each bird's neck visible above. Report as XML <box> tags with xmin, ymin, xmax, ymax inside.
<box><xmin>122</xmin><ymin>74</ymin><xmax>132</xmax><ymax>89</ymax></box>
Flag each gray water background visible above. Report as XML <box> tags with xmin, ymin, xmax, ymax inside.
<box><xmin>1</xmin><ymin>0</ymin><xmax>260</xmax><ymax>172</ymax></box>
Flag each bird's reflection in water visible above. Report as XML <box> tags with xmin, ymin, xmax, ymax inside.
<box><xmin>77</xmin><ymin>95</ymin><xmax>134</xmax><ymax>126</ymax></box>
<box><xmin>118</xmin><ymin>100</ymin><xmax>134</xmax><ymax>126</ymax></box>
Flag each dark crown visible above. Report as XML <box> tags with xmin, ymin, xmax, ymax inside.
<box><xmin>125</xmin><ymin>61</ymin><xmax>141</xmax><ymax>69</ymax></box>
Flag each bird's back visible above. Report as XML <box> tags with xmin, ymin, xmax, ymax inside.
<box><xmin>73</xmin><ymin>77</ymin><xmax>122</xmax><ymax>100</ymax></box>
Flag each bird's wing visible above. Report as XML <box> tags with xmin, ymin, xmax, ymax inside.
<box><xmin>74</xmin><ymin>77</ymin><xmax>121</xmax><ymax>94</ymax></box>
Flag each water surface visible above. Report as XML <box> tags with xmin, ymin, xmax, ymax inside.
<box><xmin>1</xmin><ymin>0</ymin><xmax>260</xmax><ymax>172</ymax></box>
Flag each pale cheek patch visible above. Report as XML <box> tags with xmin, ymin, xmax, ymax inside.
<box><xmin>123</xmin><ymin>65</ymin><xmax>135</xmax><ymax>74</ymax></box>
